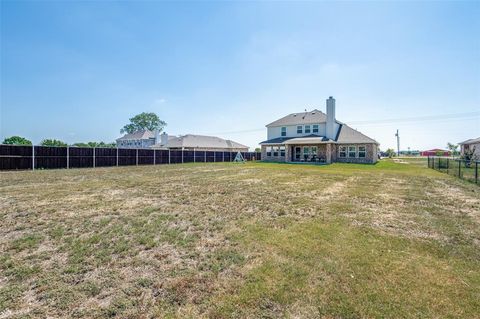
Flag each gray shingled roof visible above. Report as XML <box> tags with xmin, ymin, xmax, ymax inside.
<box><xmin>335</xmin><ymin>124</ymin><xmax>379</xmax><ymax>144</ymax></box>
<box><xmin>155</xmin><ymin>134</ymin><xmax>248</xmax><ymax>150</ymax></box>
<box><xmin>459</xmin><ymin>137</ymin><xmax>480</xmax><ymax>145</ymax></box>
<box><xmin>116</xmin><ymin>130</ymin><xmax>155</xmax><ymax>141</ymax></box>
<box><xmin>260</xmin><ymin>134</ymin><xmax>329</xmax><ymax>145</ymax></box>
<box><xmin>266</xmin><ymin>109</ymin><xmax>328</xmax><ymax>127</ymax></box>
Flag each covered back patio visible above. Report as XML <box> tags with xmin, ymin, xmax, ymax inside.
<box><xmin>284</xmin><ymin>137</ymin><xmax>333</xmax><ymax>164</ymax></box>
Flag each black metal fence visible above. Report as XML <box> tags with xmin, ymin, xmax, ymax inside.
<box><xmin>0</xmin><ymin>144</ymin><xmax>261</xmax><ymax>171</ymax></box>
<box><xmin>428</xmin><ymin>156</ymin><xmax>479</xmax><ymax>184</ymax></box>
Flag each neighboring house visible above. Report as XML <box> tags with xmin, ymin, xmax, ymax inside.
<box><xmin>420</xmin><ymin>149</ymin><xmax>451</xmax><ymax>157</ymax></box>
<box><xmin>116</xmin><ymin>130</ymin><xmax>158</xmax><ymax>148</ymax></box>
<box><xmin>152</xmin><ymin>133</ymin><xmax>249</xmax><ymax>152</ymax></box>
<box><xmin>259</xmin><ymin>97</ymin><xmax>379</xmax><ymax>164</ymax></box>
<box><xmin>459</xmin><ymin>137</ymin><xmax>480</xmax><ymax>157</ymax></box>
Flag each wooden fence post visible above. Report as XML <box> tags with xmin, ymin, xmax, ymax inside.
<box><xmin>476</xmin><ymin>162</ymin><xmax>478</xmax><ymax>184</ymax></box>
<box><xmin>458</xmin><ymin>159</ymin><xmax>461</xmax><ymax>177</ymax></box>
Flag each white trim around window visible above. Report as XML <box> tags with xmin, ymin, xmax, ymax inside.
<box><xmin>358</xmin><ymin>146</ymin><xmax>366</xmax><ymax>158</ymax></box>
<box><xmin>339</xmin><ymin>146</ymin><xmax>347</xmax><ymax>158</ymax></box>
<box><xmin>348</xmin><ymin>146</ymin><xmax>357</xmax><ymax>158</ymax></box>
<box><xmin>339</xmin><ymin>145</ymin><xmax>367</xmax><ymax>158</ymax></box>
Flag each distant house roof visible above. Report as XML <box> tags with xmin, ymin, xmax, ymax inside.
<box><xmin>116</xmin><ymin>130</ymin><xmax>155</xmax><ymax>141</ymax></box>
<box><xmin>422</xmin><ymin>149</ymin><xmax>450</xmax><ymax>152</ymax></box>
<box><xmin>459</xmin><ymin>137</ymin><xmax>480</xmax><ymax>145</ymax></box>
<box><xmin>266</xmin><ymin>109</ymin><xmax>330</xmax><ymax>127</ymax></box>
<box><xmin>153</xmin><ymin>134</ymin><xmax>249</xmax><ymax>150</ymax></box>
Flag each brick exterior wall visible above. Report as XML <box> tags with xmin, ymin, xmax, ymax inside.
<box><xmin>262</xmin><ymin>143</ymin><xmax>378</xmax><ymax>164</ymax></box>
<box><xmin>332</xmin><ymin>144</ymin><xmax>378</xmax><ymax>164</ymax></box>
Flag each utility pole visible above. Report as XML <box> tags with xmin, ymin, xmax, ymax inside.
<box><xmin>395</xmin><ymin>129</ymin><xmax>400</xmax><ymax>157</ymax></box>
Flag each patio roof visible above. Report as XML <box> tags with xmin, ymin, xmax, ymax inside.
<box><xmin>284</xmin><ymin>137</ymin><xmax>332</xmax><ymax>145</ymax></box>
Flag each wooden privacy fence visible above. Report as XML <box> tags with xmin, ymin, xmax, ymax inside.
<box><xmin>0</xmin><ymin>145</ymin><xmax>262</xmax><ymax>171</ymax></box>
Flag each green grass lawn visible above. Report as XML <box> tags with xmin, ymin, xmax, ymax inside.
<box><xmin>1</xmin><ymin>159</ymin><xmax>479</xmax><ymax>318</ymax></box>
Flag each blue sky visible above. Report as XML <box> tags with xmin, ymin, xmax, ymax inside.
<box><xmin>1</xmin><ymin>1</ymin><xmax>479</xmax><ymax>151</ymax></box>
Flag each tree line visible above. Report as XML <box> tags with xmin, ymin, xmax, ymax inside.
<box><xmin>2</xmin><ymin>112</ymin><xmax>166</xmax><ymax>147</ymax></box>
<box><xmin>2</xmin><ymin>136</ymin><xmax>117</xmax><ymax>148</ymax></box>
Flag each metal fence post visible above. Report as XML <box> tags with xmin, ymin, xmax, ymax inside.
<box><xmin>204</xmin><ymin>151</ymin><xmax>206</xmax><ymax>163</ymax></box>
<box><xmin>168</xmin><ymin>149</ymin><xmax>171</xmax><ymax>164</ymax></box>
<box><xmin>116</xmin><ymin>148</ymin><xmax>119</xmax><ymax>166</ymax></box>
<box><xmin>447</xmin><ymin>158</ymin><xmax>449</xmax><ymax>174</ymax></box>
<box><xmin>223</xmin><ymin>151</ymin><xmax>225</xmax><ymax>162</ymax></box>
<box><xmin>66</xmin><ymin>146</ymin><xmax>69</xmax><ymax>169</ymax></box>
<box><xmin>458</xmin><ymin>159</ymin><xmax>461</xmax><ymax>177</ymax></box>
<box><xmin>214</xmin><ymin>151</ymin><xmax>216</xmax><ymax>162</ymax></box>
<box><xmin>93</xmin><ymin>147</ymin><xmax>96</xmax><ymax>168</ymax></box>
<box><xmin>136</xmin><ymin>149</ymin><xmax>138</xmax><ymax>166</ymax></box>
<box><xmin>182</xmin><ymin>149</ymin><xmax>184</xmax><ymax>163</ymax></box>
<box><xmin>153</xmin><ymin>149</ymin><xmax>156</xmax><ymax>165</ymax></box>
<box><xmin>194</xmin><ymin>149</ymin><xmax>196</xmax><ymax>163</ymax></box>
<box><xmin>32</xmin><ymin>145</ymin><xmax>35</xmax><ymax>171</ymax></box>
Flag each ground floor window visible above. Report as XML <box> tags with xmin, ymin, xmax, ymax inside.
<box><xmin>266</xmin><ymin>146</ymin><xmax>272</xmax><ymax>156</ymax></box>
<box><xmin>339</xmin><ymin>146</ymin><xmax>347</xmax><ymax>158</ymax></box>
<box><xmin>266</xmin><ymin>146</ymin><xmax>285</xmax><ymax>157</ymax></box>
<box><xmin>358</xmin><ymin>146</ymin><xmax>366</xmax><ymax>158</ymax></box>
<box><xmin>348</xmin><ymin>146</ymin><xmax>357</xmax><ymax>158</ymax></box>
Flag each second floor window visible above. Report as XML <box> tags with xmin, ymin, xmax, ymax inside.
<box><xmin>305</xmin><ymin>125</ymin><xmax>311</xmax><ymax>134</ymax></box>
<box><xmin>281</xmin><ymin>127</ymin><xmax>286</xmax><ymax>137</ymax></box>
<box><xmin>313</xmin><ymin>125</ymin><xmax>319</xmax><ymax>133</ymax></box>
<box><xmin>297</xmin><ymin>126</ymin><xmax>303</xmax><ymax>134</ymax></box>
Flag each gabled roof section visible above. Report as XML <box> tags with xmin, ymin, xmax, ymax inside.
<box><xmin>260</xmin><ymin>134</ymin><xmax>329</xmax><ymax>145</ymax></box>
<box><xmin>266</xmin><ymin>109</ymin><xmax>328</xmax><ymax>127</ymax></box>
<box><xmin>459</xmin><ymin>137</ymin><xmax>480</xmax><ymax>145</ymax></box>
<box><xmin>335</xmin><ymin>124</ymin><xmax>379</xmax><ymax>145</ymax></box>
<box><xmin>117</xmin><ymin>130</ymin><xmax>155</xmax><ymax>141</ymax></box>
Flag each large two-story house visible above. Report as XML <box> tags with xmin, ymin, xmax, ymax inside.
<box><xmin>260</xmin><ymin>97</ymin><xmax>379</xmax><ymax>164</ymax></box>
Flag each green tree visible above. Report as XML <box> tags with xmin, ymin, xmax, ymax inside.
<box><xmin>121</xmin><ymin>112</ymin><xmax>166</xmax><ymax>134</ymax></box>
<box><xmin>72</xmin><ymin>141</ymin><xmax>116</xmax><ymax>148</ymax></box>
<box><xmin>2</xmin><ymin>136</ymin><xmax>32</xmax><ymax>145</ymax></box>
<box><xmin>385</xmin><ymin>148</ymin><xmax>396</xmax><ymax>158</ymax></box>
<box><xmin>446</xmin><ymin>142</ymin><xmax>459</xmax><ymax>156</ymax></box>
<box><xmin>40</xmin><ymin>139</ymin><xmax>67</xmax><ymax>147</ymax></box>
<box><xmin>254</xmin><ymin>147</ymin><xmax>261</xmax><ymax>152</ymax></box>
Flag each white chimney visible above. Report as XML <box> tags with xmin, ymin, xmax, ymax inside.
<box><xmin>326</xmin><ymin>96</ymin><xmax>336</xmax><ymax>139</ymax></box>
<box><xmin>154</xmin><ymin>129</ymin><xmax>161</xmax><ymax>144</ymax></box>
<box><xmin>160</xmin><ymin>132</ymin><xmax>168</xmax><ymax>147</ymax></box>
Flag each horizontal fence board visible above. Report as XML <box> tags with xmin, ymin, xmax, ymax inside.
<box><xmin>0</xmin><ymin>145</ymin><xmax>261</xmax><ymax>171</ymax></box>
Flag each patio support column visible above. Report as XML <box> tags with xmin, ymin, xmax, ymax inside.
<box><xmin>326</xmin><ymin>143</ymin><xmax>332</xmax><ymax>164</ymax></box>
